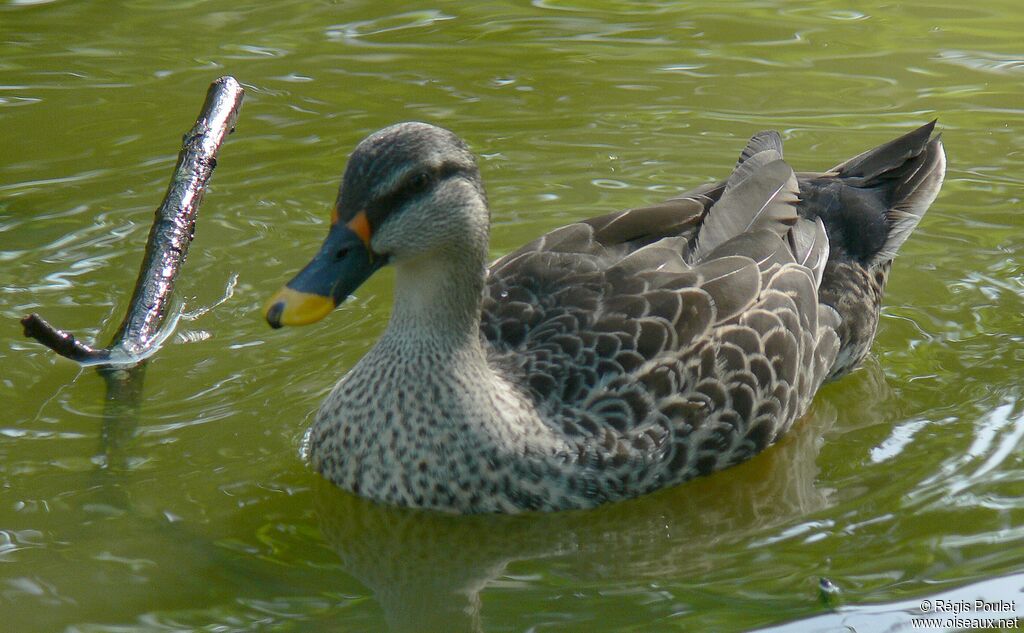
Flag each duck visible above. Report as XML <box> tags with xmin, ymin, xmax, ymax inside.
<box><xmin>264</xmin><ymin>120</ymin><xmax>945</xmax><ymax>513</ymax></box>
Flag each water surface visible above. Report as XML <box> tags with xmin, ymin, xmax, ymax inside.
<box><xmin>2</xmin><ymin>1</ymin><xmax>1022</xmax><ymax>631</ymax></box>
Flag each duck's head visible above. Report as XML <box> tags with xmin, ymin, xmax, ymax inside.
<box><xmin>264</xmin><ymin>122</ymin><xmax>488</xmax><ymax>328</ymax></box>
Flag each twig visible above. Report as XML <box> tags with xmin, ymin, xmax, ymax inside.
<box><xmin>20</xmin><ymin>313</ymin><xmax>111</xmax><ymax>363</ymax></box>
<box><xmin>21</xmin><ymin>76</ymin><xmax>244</xmax><ymax>366</ymax></box>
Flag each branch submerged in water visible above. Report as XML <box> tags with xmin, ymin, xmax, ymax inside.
<box><xmin>21</xmin><ymin>76</ymin><xmax>244</xmax><ymax>370</ymax></box>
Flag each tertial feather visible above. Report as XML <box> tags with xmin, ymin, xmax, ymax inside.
<box><xmin>692</xmin><ymin>159</ymin><xmax>799</xmax><ymax>262</ymax></box>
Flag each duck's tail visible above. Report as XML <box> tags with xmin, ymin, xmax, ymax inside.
<box><xmin>797</xmin><ymin>121</ymin><xmax>946</xmax><ymax>380</ymax></box>
<box><xmin>797</xmin><ymin>120</ymin><xmax>945</xmax><ymax>267</ymax></box>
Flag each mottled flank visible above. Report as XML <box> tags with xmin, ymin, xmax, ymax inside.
<box><xmin>292</xmin><ymin>121</ymin><xmax>945</xmax><ymax>513</ymax></box>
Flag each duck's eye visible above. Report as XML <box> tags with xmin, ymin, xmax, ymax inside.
<box><xmin>335</xmin><ymin>246</ymin><xmax>351</xmax><ymax>260</ymax></box>
<box><xmin>409</xmin><ymin>172</ymin><xmax>433</xmax><ymax>192</ymax></box>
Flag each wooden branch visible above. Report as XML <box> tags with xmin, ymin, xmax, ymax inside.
<box><xmin>111</xmin><ymin>76</ymin><xmax>244</xmax><ymax>357</ymax></box>
<box><xmin>20</xmin><ymin>313</ymin><xmax>111</xmax><ymax>363</ymax></box>
<box><xmin>21</xmin><ymin>76</ymin><xmax>244</xmax><ymax>366</ymax></box>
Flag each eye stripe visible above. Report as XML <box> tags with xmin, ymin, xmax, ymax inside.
<box><xmin>365</xmin><ymin>161</ymin><xmax>469</xmax><ymax>227</ymax></box>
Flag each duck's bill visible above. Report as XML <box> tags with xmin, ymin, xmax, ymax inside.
<box><xmin>264</xmin><ymin>222</ymin><xmax>386</xmax><ymax>328</ymax></box>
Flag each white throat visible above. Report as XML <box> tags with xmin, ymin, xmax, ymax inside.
<box><xmin>382</xmin><ymin>248</ymin><xmax>488</xmax><ymax>356</ymax></box>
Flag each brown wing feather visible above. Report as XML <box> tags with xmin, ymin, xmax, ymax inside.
<box><xmin>479</xmin><ymin>124</ymin><xmax>940</xmax><ymax>504</ymax></box>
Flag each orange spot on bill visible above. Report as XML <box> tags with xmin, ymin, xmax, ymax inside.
<box><xmin>346</xmin><ymin>210</ymin><xmax>372</xmax><ymax>249</ymax></box>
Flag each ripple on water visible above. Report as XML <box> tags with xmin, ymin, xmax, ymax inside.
<box><xmin>1</xmin><ymin>1</ymin><xmax>1023</xmax><ymax>631</ymax></box>
<box><xmin>938</xmin><ymin>50</ymin><xmax>1024</xmax><ymax>75</ymax></box>
<box><xmin>324</xmin><ymin>10</ymin><xmax>456</xmax><ymax>44</ymax></box>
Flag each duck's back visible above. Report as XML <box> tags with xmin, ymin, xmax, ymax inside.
<box><xmin>479</xmin><ymin>123</ymin><xmax>943</xmax><ymax>506</ymax></box>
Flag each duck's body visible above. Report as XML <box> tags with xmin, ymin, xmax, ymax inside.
<box><xmin>266</xmin><ymin>121</ymin><xmax>945</xmax><ymax>513</ymax></box>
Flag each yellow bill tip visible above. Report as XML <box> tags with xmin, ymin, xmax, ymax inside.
<box><xmin>264</xmin><ymin>286</ymin><xmax>335</xmax><ymax>328</ymax></box>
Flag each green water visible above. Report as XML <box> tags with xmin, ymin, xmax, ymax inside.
<box><xmin>2</xmin><ymin>1</ymin><xmax>1022</xmax><ymax>631</ymax></box>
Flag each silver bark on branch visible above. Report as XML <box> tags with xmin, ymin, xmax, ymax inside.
<box><xmin>20</xmin><ymin>76</ymin><xmax>244</xmax><ymax>366</ymax></box>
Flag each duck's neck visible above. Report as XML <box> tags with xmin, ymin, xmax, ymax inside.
<box><xmin>378</xmin><ymin>247</ymin><xmax>488</xmax><ymax>362</ymax></box>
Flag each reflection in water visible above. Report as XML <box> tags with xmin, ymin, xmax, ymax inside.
<box><xmin>314</xmin><ymin>411</ymin><xmax>830</xmax><ymax>631</ymax></box>
<box><xmin>313</xmin><ymin>359</ymin><xmax>899</xmax><ymax>632</ymax></box>
<box><xmin>97</xmin><ymin>364</ymin><xmax>146</xmax><ymax>471</ymax></box>
<box><xmin>314</xmin><ymin>433</ymin><xmax>829</xmax><ymax>631</ymax></box>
